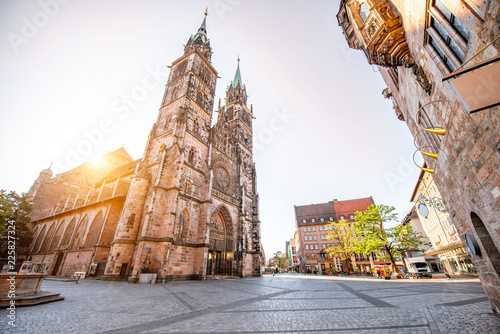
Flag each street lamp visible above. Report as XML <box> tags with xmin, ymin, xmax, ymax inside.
<box><xmin>415</xmin><ymin>193</ymin><xmax>452</xmax><ymax>216</ymax></box>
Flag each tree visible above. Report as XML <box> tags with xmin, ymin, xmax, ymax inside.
<box><xmin>0</xmin><ymin>190</ymin><xmax>34</xmax><ymax>268</ymax></box>
<box><xmin>353</xmin><ymin>204</ymin><xmax>429</xmax><ymax>273</ymax></box>
<box><xmin>325</xmin><ymin>220</ymin><xmax>358</xmax><ymax>272</ymax></box>
<box><xmin>270</xmin><ymin>251</ymin><xmax>287</xmax><ymax>270</ymax></box>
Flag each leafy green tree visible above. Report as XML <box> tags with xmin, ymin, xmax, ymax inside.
<box><xmin>0</xmin><ymin>190</ymin><xmax>34</xmax><ymax>266</ymax></box>
<box><xmin>325</xmin><ymin>220</ymin><xmax>358</xmax><ymax>272</ymax></box>
<box><xmin>353</xmin><ymin>204</ymin><xmax>429</xmax><ymax>272</ymax></box>
<box><xmin>270</xmin><ymin>251</ymin><xmax>287</xmax><ymax>270</ymax></box>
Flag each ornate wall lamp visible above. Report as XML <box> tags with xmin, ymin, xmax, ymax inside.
<box><xmin>415</xmin><ymin>193</ymin><xmax>450</xmax><ymax>217</ymax></box>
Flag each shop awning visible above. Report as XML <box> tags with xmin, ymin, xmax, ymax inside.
<box><xmin>425</xmin><ymin>241</ymin><xmax>465</xmax><ymax>256</ymax></box>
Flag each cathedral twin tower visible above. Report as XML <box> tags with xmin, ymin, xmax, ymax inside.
<box><xmin>26</xmin><ymin>14</ymin><xmax>262</xmax><ymax>281</ymax></box>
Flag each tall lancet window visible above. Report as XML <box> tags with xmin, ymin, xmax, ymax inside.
<box><xmin>171</xmin><ymin>86</ymin><xmax>179</xmax><ymax>101</ymax></box>
<box><xmin>196</xmin><ymin>90</ymin><xmax>205</xmax><ymax>108</ymax></box>
<box><xmin>177</xmin><ymin>210</ymin><xmax>187</xmax><ymax>239</ymax></box>
<box><xmin>194</xmin><ymin>117</ymin><xmax>200</xmax><ymax>133</ymax></box>
<box><xmin>188</xmin><ymin>147</ymin><xmax>196</xmax><ymax>164</ymax></box>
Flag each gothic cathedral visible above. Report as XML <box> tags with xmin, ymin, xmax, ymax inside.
<box><xmin>26</xmin><ymin>14</ymin><xmax>262</xmax><ymax>281</ymax></box>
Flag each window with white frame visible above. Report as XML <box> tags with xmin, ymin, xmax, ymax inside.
<box><xmin>339</xmin><ymin>215</ymin><xmax>345</xmax><ymax>220</ymax></box>
<box><xmin>313</xmin><ymin>235</ymin><xmax>317</xmax><ymax>240</ymax></box>
<box><xmin>315</xmin><ymin>244</ymin><xmax>319</xmax><ymax>250</ymax></box>
<box><xmin>312</xmin><ymin>226</ymin><xmax>316</xmax><ymax>232</ymax></box>
<box><xmin>349</xmin><ymin>214</ymin><xmax>354</xmax><ymax>220</ymax></box>
<box><xmin>319</xmin><ymin>226</ymin><xmax>323</xmax><ymax>231</ymax></box>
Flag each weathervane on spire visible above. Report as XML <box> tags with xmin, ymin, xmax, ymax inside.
<box><xmin>205</xmin><ymin>7</ymin><xmax>208</xmax><ymax>16</ymax></box>
<box><xmin>237</xmin><ymin>54</ymin><xmax>240</xmax><ymax>62</ymax></box>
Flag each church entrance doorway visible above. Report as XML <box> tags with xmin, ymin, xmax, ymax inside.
<box><xmin>52</xmin><ymin>252</ymin><xmax>64</xmax><ymax>276</ymax></box>
<box><xmin>207</xmin><ymin>206</ymin><xmax>234</xmax><ymax>276</ymax></box>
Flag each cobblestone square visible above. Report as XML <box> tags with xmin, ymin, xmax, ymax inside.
<box><xmin>2</xmin><ymin>274</ymin><xmax>499</xmax><ymax>333</ymax></box>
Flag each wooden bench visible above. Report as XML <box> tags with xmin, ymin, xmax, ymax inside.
<box><xmin>72</xmin><ymin>272</ymin><xmax>86</xmax><ymax>279</ymax></box>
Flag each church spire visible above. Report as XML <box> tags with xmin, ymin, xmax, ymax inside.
<box><xmin>230</xmin><ymin>57</ymin><xmax>245</xmax><ymax>89</ymax></box>
<box><xmin>184</xmin><ymin>9</ymin><xmax>212</xmax><ymax>60</ymax></box>
<box><xmin>226</xmin><ymin>57</ymin><xmax>247</xmax><ymax>104</ymax></box>
<box><xmin>193</xmin><ymin>10</ymin><xmax>208</xmax><ymax>42</ymax></box>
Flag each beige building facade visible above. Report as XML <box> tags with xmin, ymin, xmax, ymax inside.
<box><xmin>411</xmin><ymin>167</ymin><xmax>477</xmax><ymax>275</ymax></box>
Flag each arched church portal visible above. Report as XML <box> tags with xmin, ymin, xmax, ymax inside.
<box><xmin>207</xmin><ymin>205</ymin><xmax>234</xmax><ymax>276</ymax></box>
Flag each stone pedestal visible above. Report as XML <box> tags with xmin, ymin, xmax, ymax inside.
<box><xmin>0</xmin><ymin>262</ymin><xmax>64</xmax><ymax>306</ymax></box>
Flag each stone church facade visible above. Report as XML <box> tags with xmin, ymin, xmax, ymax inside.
<box><xmin>27</xmin><ymin>14</ymin><xmax>262</xmax><ymax>282</ymax></box>
<box><xmin>337</xmin><ymin>0</ymin><xmax>500</xmax><ymax>312</ymax></box>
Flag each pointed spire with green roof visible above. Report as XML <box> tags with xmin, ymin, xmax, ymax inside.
<box><xmin>184</xmin><ymin>9</ymin><xmax>212</xmax><ymax>60</ymax></box>
<box><xmin>226</xmin><ymin>57</ymin><xmax>248</xmax><ymax>105</ymax></box>
<box><xmin>231</xmin><ymin>57</ymin><xmax>245</xmax><ymax>89</ymax></box>
<box><xmin>192</xmin><ymin>11</ymin><xmax>208</xmax><ymax>43</ymax></box>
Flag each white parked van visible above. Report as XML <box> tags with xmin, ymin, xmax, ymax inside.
<box><xmin>404</xmin><ymin>257</ymin><xmax>432</xmax><ymax>278</ymax></box>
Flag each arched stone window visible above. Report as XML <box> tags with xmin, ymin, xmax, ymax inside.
<box><xmin>165</xmin><ymin>113</ymin><xmax>172</xmax><ymax>129</ymax></box>
<box><xmin>60</xmin><ymin>218</ymin><xmax>76</xmax><ymax>247</ymax></box>
<box><xmin>40</xmin><ymin>223</ymin><xmax>56</xmax><ymax>253</ymax></box>
<box><xmin>32</xmin><ymin>225</ymin><xmax>47</xmax><ymax>254</ymax></box>
<box><xmin>48</xmin><ymin>221</ymin><xmax>66</xmax><ymax>252</ymax></box>
<box><xmin>70</xmin><ymin>216</ymin><xmax>88</xmax><ymax>250</ymax></box>
<box><xmin>185</xmin><ymin>181</ymin><xmax>192</xmax><ymax>194</ymax></box>
<box><xmin>171</xmin><ymin>86</ymin><xmax>179</xmax><ymax>100</ymax></box>
<box><xmin>188</xmin><ymin>147</ymin><xmax>196</xmax><ymax>164</ymax></box>
<box><xmin>83</xmin><ymin>211</ymin><xmax>105</xmax><ymax>249</ymax></box>
<box><xmin>176</xmin><ymin>210</ymin><xmax>188</xmax><ymax>239</ymax></box>
<box><xmin>194</xmin><ymin>117</ymin><xmax>200</xmax><ymax>133</ymax></box>
<box><xmin>196</xmin><ymin>90</ymin><xmax>205</xmax><ymax>108</ymax></box>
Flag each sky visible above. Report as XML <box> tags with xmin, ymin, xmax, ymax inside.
<box><xmin>0</xmin><ymin>0</ymin><xmax>423</xmax><ymax>258</ymax></box>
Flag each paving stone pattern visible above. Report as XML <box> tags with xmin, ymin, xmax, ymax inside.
<box><xmin>1</xmin><ymin>274</ymin><xmax>499</xmax><ymax>333</ymax></box>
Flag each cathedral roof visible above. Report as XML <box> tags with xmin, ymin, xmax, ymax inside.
<box><xmin>95</xmin><ymin>159</ymin><xmax>140</xmax><ymax>186</ymax></box>
<box><xmin>111</xmin><ymin>147</ymin><xmax>133</xmax><ymax>161</ymax></box>
<box><xmin>56</xmin><ymin>147</ymin><xmax>135</xmax><ymax>186</ymax></box>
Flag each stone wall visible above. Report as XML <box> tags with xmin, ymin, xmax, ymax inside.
<box><xmin>374</xmin><ymin>0</ymin><xmax>500</xmax><ymax>313</ymax></box>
